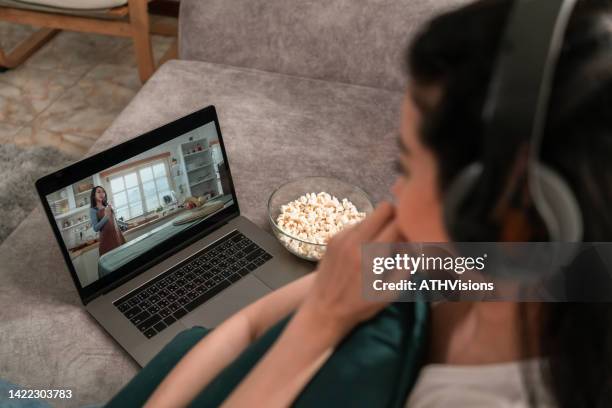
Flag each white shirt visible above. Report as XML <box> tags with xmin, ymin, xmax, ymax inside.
<box><xmin>406</xmin><ymin>360</ymin><xmax>554</xmax><ymax>407</ymax></box>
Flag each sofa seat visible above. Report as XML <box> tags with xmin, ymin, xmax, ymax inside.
<box><xmin>0</xmin><ymin>59</ymin><xmax>403</xmax><ymax>406</ymax></box>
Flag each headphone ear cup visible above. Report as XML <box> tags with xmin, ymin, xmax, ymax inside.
<box><xmin>443</xmin><ymin>162</ymin><xmax>583</xmax><ymax>242</ymax></box>
<box><xmin>443</xmin><ymin>162</ymin><xmax>484</xmax><ymax>240</ymax></box>
<box><xmin>530</xmin><ymin>163</ymin><xmax>583</xmax><ymax>242</ymax></box>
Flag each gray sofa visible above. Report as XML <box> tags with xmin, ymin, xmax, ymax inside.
<box><xmin>0</xmin><ymin>0</ymin><xmax>468</xmax><ymax>406</ymax></box>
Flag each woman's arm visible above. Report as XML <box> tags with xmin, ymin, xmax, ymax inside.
<box><xmin>90</xmin><ymin>208</ymin><xmax>108</xmax><ymax>232</ymax></box>
<box><xmin>220</xmin><ymin>298</ymin><xmax>347</xmax><ymax>408</ymax></box>
<box><xmin>144</xmin><ymin>272</ymin><xmax>316</xmax><ymax>408</ymax></box>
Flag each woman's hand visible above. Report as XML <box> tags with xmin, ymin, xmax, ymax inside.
<box><xmin>300</xmin><ymin>202</ymin><xmax>401</xmax><ymax>335</ymax></box>
<box><xmin>104</xmin><ymin>205</ymin><xmax>112</xmax><ymax>216</ymax></box>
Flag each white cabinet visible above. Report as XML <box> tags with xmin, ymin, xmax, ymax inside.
<box><xmin>73</xmin><ymin>246</ymin><xmax>100</xmax><ymax>286</ymax></box>
<box><xmin>178</xmin><ymin>137</ymin><xmax>222</xmax><ymax>199</ymax></box>
<box><xmin>46</xmin><ymin>176</ymin><xmax>95</xmax><ymax>250</ymax></box>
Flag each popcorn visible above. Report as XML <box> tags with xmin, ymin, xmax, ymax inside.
<box><xmin>275</xmin><ymin>192</ymin><xmax>366</xmax><ymax>260</ymax></box>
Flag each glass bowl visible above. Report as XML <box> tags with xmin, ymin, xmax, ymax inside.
<box><xmin>268</xmin><ymin>176</ymin><xmax>374</xmax><ymax>261</ymax></box>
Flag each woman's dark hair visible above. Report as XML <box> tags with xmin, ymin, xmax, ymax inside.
<box><xmin>90</xmin><ymin>186</ymin><xmax>108</xmax><ymax>208</ymax></box>
<box><xmin>407</xmin><ymin>1</ymin><xmax>612</xmax><ymax>407</ymax></box>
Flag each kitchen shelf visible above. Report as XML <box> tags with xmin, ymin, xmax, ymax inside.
<box><xmin>187</xmin><ymin>162</ymin><xmax>214</xmax><ymax>173</ymax></box>
<box><xmin>183</xmin><ymin>148</ymin><xmax>210</xmax><ymax>159</ymax></box>
<box><xmin>179</xmin><ymin>139</ymin><xmax>222</xmax><ymax>198</ymax></box>
<box><xmin>55</xmin><ymin>205</ymin><xmax>90</xmax><ymax>219</ymax></box>
<box><xmin>61</xmin><ymin>219</ymin><xmax>90</xmax><ymax>231</ymax></box>
<box><xmin>189</xmin><ymin>175</ymin><xmax>216</xmax><ymax>188</ymax></box>
<box><xmin>50</xmin><ymin>197</ymin><xmax>68</xmax><ymax>204</ymax></box>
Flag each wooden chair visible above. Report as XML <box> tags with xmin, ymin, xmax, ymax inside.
<box><xmin>0</xmin><ymin>0</ymin><xmax>178</xmax><ymax>82</ymax></box>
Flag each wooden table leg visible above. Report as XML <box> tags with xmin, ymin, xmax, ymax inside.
<box><xmin>128</xmin><ymin>0</ymin><xmax>154</xmax><ymax>83</ymax></box>
<box><xmin>0</xmin><ymin>27</ymin><xmax>58</xmax><ymax>69</ymax></box>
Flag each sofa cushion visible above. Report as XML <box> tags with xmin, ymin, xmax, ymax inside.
<box><xmin>0</xmin><ymin>59</ymin><xmax>403</xmax><ymax>406</ymax></box>
<box><xmin>179</xmin><ymin>0</ymin><xmax>472</xmax><ymax>92</ymax></box>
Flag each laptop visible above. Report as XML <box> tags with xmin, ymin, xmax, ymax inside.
<box><xmin>36</xmin><ymin>105</ymin><xmax>312</xmax><ymax>366</ymax></box>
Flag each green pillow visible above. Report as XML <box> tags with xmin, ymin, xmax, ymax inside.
<box><xmin>106</xmin><ymin>326</ymin><xmax>212</xmax><ymax>407</ymax></box>
<box><xmin>107</xmin><ymin>302</ymin><xmax>428</xmax><ymax>408</ymax></box>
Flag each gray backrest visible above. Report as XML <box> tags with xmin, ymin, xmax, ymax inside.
<box><xmin>179</xmin><ymin>0</ymin><xmax>471</xmax><ymax>92</ymax></box>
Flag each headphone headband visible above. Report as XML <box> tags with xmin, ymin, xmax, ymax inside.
<box><xmin>483</xmin><ymin>0</ymin><xmax>578</xmax><ymax>155</ymax></box>
<box><xmin>444</xmin><ymin>0</ymin><xmax>583</xmax><ymax>242</ymax></box>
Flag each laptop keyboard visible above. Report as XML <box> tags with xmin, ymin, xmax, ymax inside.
<box><xmin>113</xmin><ymin>230</ymin><xmax>273</xmax><ymax>339</ymax></box>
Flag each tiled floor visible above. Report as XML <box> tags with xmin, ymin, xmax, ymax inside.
<box><xmin>0</xmin><ymin>21</ymin><xmax>174</xmax><ymax>156</ymax></box>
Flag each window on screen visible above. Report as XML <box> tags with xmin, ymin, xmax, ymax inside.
<box><xmin>109</xmin><ymin>160</ymin><xmax>172</xmax><ymax>222</ymax></box>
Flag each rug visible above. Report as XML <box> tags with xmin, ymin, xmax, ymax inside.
<box><xmin>0</xmin><ymin>143</ymin><xmax>78</xmax><ymax>244</ymax></box>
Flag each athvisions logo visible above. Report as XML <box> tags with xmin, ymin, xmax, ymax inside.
<box><xmin>372</xmin><ymin>253</ymin><xmax>488</xmax><ymax>275</ymax></box>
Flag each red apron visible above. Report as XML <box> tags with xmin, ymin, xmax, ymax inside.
<box><xmin>97</xmin><ymin>207</ymin><xmax>126</xmax><ymax>256</ymax></box>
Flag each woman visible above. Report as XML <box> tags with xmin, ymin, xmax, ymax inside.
<box><xmin>114</xmin><ymin>0</ymin><xmax>611</xmax><ymax>406</ymax></box>
<box><xmin>89</xmin><ymin>186</ymin><xmax>126</xmax><ymax>258</ymax></box>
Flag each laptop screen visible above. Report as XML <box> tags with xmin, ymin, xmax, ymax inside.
<box><xmin>40</xmin><ymin>110</ymin><xmax>237</xmax><ymax>294</ymax></box>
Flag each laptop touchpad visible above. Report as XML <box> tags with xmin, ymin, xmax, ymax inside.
<box><xmin>181</xmin><ymin>275</ymin><xmax>272</xmax><ymax>328</ymax></box>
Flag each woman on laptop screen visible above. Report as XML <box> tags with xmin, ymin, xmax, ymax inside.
<box><xmin>89</xmin><ymin>186</ymin><xmax>126</xmax><ymax>260</ymax></box>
